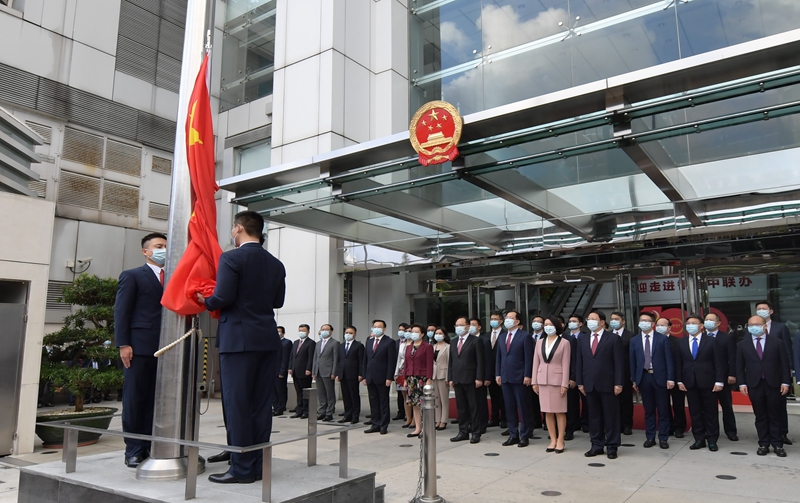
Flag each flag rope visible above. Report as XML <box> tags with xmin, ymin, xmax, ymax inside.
<box><xmin>154</xmin><ymin>327</ymin><xmax>202</xmax><ymax>357</ymax></box>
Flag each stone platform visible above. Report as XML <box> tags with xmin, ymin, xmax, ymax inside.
<box><xmin>17</xmin><ymin>451</ymin><xmax>380</xmax><ymax>503</ymax></box>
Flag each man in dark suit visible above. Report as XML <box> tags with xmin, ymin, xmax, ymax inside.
<box><xmin>200</xmin><ymin>211</ymin><xmax>286</xmax><ymax>484</ymax></box>
<box><xmin>565</xmin><ymin>314</ymin><xmax>585</xmax><ymax>438</ymax></box>
<box><xmin>528</xmin><ymin>316</ymin><xmax>545</xmax><ymax>432</ymax></box>
<box><xmin>756</xmin><ymin>301</ymin><xmax>794</xmax><ymax>445</ymax></box>
<box><xmin>495</xmin><ymin>310</ymin><xmax>533</xmax><ymax>447</ymax></box>
<box><xmin>658</xmin><ymin>317</ymin><xmax>687</xmax><ymax>438</ymax></box>
<box><xmin>363</xmin><ymin>319</ymin><xmax>397</xmax><ymax>434</ymax></box>
<box><xmin>114</xmin><ymin>232</ymin><xmax>167</xmax><ymax>468</ymax></box>
<box><xmin>703</xmin><ymin>313</ymin><xmax>738</xmax><ymax>441</ymax></box>
<box><xmin>288</xmin><ymin>325</ymin><xmax>315</xmax><ymax>419</ymax></box>
<box><xmin>336</xmin><ymin>326</ymin><xmax>364</xmax><ymax>424</ymax></box>
<box><xmin>577</xmin><ymin>310</ymin><xmax>624</xmax><ymax>459</ymax></box>
<box><xmin>738</xmin><ymin>314</ymin><xmax>792</xmax><ymax>456</ymax></box>
<box><xmin>471</xmin><ymin>318</ymin><xmax>492</xmax><ymax>435</ymax></box>
<box><xmin>484</xmin><ymin>312</ymin><xmax>506</xmax><ymax>428</ymax></box>
<box><xmin>312</xmin><ymin>324</ymin><xmax>340</xmax><ymax>422</ymax></box>
<box><xmin>449</xmin><ymin>317</ymin><xmax>485</xmax><ymax>444</ymax></box>
<box><xmin>630</xmin><ymin>312</ymin><xmax>674</xmax><ymax>449</ymax></box>
<box><xmin>273</xmin><ymin>326</ymin><xmax>292</xmax><ymax>416</ymax></box>
<box><xmin>675</xmin><ymin>314</ymin><xmax>726</xmax><ymax>452</ymax></box>
<box><xmin>610</xmin><ymin>311</ymin><xmax>635</xmax><ymax>436</ymax></box>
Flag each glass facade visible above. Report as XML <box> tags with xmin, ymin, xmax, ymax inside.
<box><xmin>235</xmin><ymin>139</ymin><xmax>272</xmax><ymax>175</ymax></box>
<box><xmin>410</xmin><ymin>0</ymin><xmax>800</xmax><ymax>115</ymax></box>
<box><xmin>220</xmin><ymin>0</ymin><xmax>276</xmax><ymax>112</ymax></box>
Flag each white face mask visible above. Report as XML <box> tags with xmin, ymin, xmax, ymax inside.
<box><xmin>468</xmin><ymin>325</ymin><xmax>478</xmax><ymax>335</ymax></box>
<box><xmin>320</xmin><ymin>330</ymin><xmax>331</xmax><ymax>338</ymax></box>
<box><xmin>344</xmin><ymin>333</ymin><xmax>354</xmax><ymax>342</ymax></box>
<box><xmin>586</xmin><ymin>319</ymin><xmax>600</xmax><ymax>331</ymax></box>
<box><xmin>568</xmin><ymin>321</ymin><xmax>579</xmax><ymax>330</ymax></box>
<box><xmin>532</xmin><ymin>322</ymin><xmax>543</xmax><ymax>331</ymax></box>
<box><xmin>298</xmin><ymin>331</ymin><xmax>308</xmax><ymax>339</ymax></box>
<box><xmin>371</xmin><ymin>327</ymin><xmax>383</xmax><ymax>336</ymax></box>
<box><xmin>503</xmin><ymin>318</ymin><xmax>515</xmax><ymax>329</ymax></box>
<box><xmin>655</xmin><ymin>325</ymin><xmax>669</xmax><ymax>335</ymax></box>
<box><xmin>543</xmin><ymin>325</ymin><xmax>557</xmax><ymax>336</ymax></box>
<box><xmin>454</xmin><ymin>326</ymin><xmax>467</xmax><ymax>337</ymax></box>
<box><xmin>756</xmin><ymin>309</ymin><xmax>770</xmax><ymax>320</ymax></box>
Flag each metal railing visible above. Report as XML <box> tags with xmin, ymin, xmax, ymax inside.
<box><xmin>37</xmin><ymin>389</ymin><xmax>355</xmax><ymax>503</ymax></box>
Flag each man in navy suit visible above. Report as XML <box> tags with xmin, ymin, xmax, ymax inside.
<box><xmin>199</xmin><ymin>211</ymin><xmax>286</xmax><ymax>484</ymax></box>
<box><xmin>289</xmin><ymin>325</ymin><xmax>315</xmax><ymax>418</ymax></box>
<box><xmin>577</xmin><ymin>310</ymin><xmax>624</xmax><ymax>459</ymax></box>
<box><xmin>114</xmin><ymin>232</ymin><xmax>167</xmax><ymax>468</ymax></box>
<box><xmin>737</xmin><ymin>315</ymin><xmax>792</xmax><ymax>457</ymax></box>
<box><xmin>756</xmin><ymin>301</ymin><xmax>794</xmax><ymax>446</ymax></box>
<box><xmin>703</xmin><ymin>313</ymin><xmax>738</xmax><ymax>441</ymax></box>
<box><xmin>483</xmin><ymin>312</ymin><xmax>506</xmax><ymax>428</ymax></box>
<box><xmin>336</xmin><ymin>326</ymin><xmax>364</xmax><ymax>424</ymax></box>
<box><xmin>363</xmin><ymin>319</ymin><xmax>397</xmax><ymax>434</ymax></box>
<box><xmin>273</xmin><ymin>326</ymin><xmax>292</xmax><ymax>416</ymax></box>
<box><xmin>676</xmin><ymin>314</ymin><xmax>726</xmax><ymax>452</ymax></box>
<box><xmin>495</xmin><ymin>310</ymin><xmax>533</xmax><ymax>447</ymax></box>
<box><xmin>630</xmin><ymin>312</ymin><xmax>674</xmax><ymax>449</ymax></box>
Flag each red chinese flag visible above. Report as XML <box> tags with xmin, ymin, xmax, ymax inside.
<box><xmin>162</xmin><ymin>54</ymin><xmax>223</xmax><ymax>317</ymax></box>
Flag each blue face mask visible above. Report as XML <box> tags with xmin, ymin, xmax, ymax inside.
<box><xmin>409</xmin><ymin>332</ymin><xmax>421</xmax><ymax>341</ymax></box>
<box><xmin>703</xmin><ymin>320</ymin><xmax>717</xmax><ymax>331</ymax></box>
<box><xmin>531</xmin><ymin>322</ymin><xmax>543</xmax><ymax>331</ymax></box>
<box><xmin>544</xmin><ymin>325</ymin><xmax>557</xmax><ymax>335</ymax></box>
<box><xmin>320</xmin><ymin>330</ymin><xmax>331</xmax><ymax>338</ymax></box>
<box><xmin>638</xmin><ymin>321</ymin><xmax>652</xmax><ymax>332</ymax></box>
<box><xmin>298</xmin><ymin>331</ymin><xmax>308</xmax><ymax>339</ymax></box>
<box><xmin>344</xmin><ymin>333</ymin><xmax>354</xmax><ymax>342</ymax></box>
<box><xmin>427</xmin><ymin>331</ymin><xmax>435</xmax><ymax>338</ymax></box>
<box><xmin>454</xmin><ymin>326</ymin><xmax>467</xmax><ymax>336</ymax></box>
<box><xmin>748</xmin><ymin>325</ymin><xmax>764</xmax><ymax>336</ymax></box>
<box><xmin>756</xmin><ymin>309</ymin><xmax>770</xmax><ymax>320</ymax></box>
<box><xmin>568</xmin><ymin>321</ymin><xmax>578</xmax><ymax>331</ymax></box>
<box><xmin>468</xmin><ymin>325</ymin><xmax>478</xmax><ymax>335</ymax></box>
<box><xmin>655</xmin><ymin>325</ymin><xmax>669</xmax><ymax>335</ymax></box>
<box><xmin>371</xmin><ymin>327</ymin><xmax>383</xmax><ymax>336</ymax></box>
<box><xmin>609</xmin><ymin>320</ymin><xmax>621</xmax><ymax>330</ymax></box>
<box><xmin>586</xmin><ymin>319</ymin><xmax>599</xmax><ymax>331</ymax></box>
<box><xmin>434</xmin><ymin>334</ymin><xmax>444</xmax><ymax>342</ymax></box>
<box><xmin>685</xmin><ymin>324</ymin><xmax>700</xmax><ymax>335</ymax></box>
<box><xmin>503</xmin><ymin>318</ymin><xmax>514</xmax><ymax>329</ymax></box>
<box><xmin>490</xmin><ymin>320</ymin><xmax>500</xmax><ymax>329</ymax></box>
<box><xmin>150</xmin><ymin>248</ymin><xmax>166</xmax><ymax>266</ymax></box>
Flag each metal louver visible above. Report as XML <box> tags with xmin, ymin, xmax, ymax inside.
<box><xmin>118</xmin><ymin>0</ymin><xmax>159</xmax><ymax>50</ymax></box>
<box><xmin>156</xmin><ymin>53</ymin><xmax>181</xmax><ymax>93</ymax></box>
<box><xmin>62</xmin><ymin>128</ymin><xmax>104</xmax><ymax>167</ymax></box>
<box><xmin>148</xmin><ymin>201</ymin><xmax>169</xmax><ymax>220</ymax></box>
<box><xmin>46</xmin><ymin>281</ymin><xmax>72</xmax><ymax>310</ymax></box>
<box><xmin>58</xmin><ymin>171</ymin><xmax>101</xmax><ymax>209</ymax></box>
<box><xmin>105</xmin><ymin>139</ymin><xmax>142</xmax><ymax>176</ymax></box>
<box><xmin>28</xmin><ymin>179</ymin><xmax>46</xmax><ymax>198</ymax></box>
<box><xmin>102</xmin><ymin>180</ymin><xmax>140</xmax><ymax>216</ymax></box>
<box><xmin>151</xmin><ymin>155</ymin><xmax>172</xmax><ymax>175</ymax></box>
<box><xmin>25</xmin><ymin>121</ymin><xmax>52</xmax><ymax>144</ymax></box>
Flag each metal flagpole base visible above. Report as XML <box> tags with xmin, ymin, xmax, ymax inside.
<box><xmin>416</xmin><ymin>497</ymin><xmax>446</xmax><ymax>503</ymax></box>
<box><xmin>135</xmin><ymin>456</ymin><xmax>206</xmax><ymax>481</ymax></box>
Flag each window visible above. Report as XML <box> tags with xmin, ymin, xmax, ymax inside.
<box><xmin>220</xmin><ymin>0</ymin><xmax>276</xmax><ymax>111</ymax></box>
<box><xmin>235</xmin><ymin>139</ymin><xmax>271</xmax><ymax>175</ymax></box>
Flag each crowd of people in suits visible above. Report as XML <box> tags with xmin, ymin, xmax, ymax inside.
<box><xmin>273</xmin><ymin>304</ymin><xmax>795</xmax><ymax>460</ymax></box>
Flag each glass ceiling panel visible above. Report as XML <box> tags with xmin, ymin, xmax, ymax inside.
<box><xmin>446</xmin><ymin>198</ymin><xmax>548</xmax><ymax>232</ymax></box>
<box><xmin>547</xmin><ymin>173</ymin><xmax>670</xmax><ymax>216</ymax></box>
<box><xmin>362</xmin><ymin>216</ymin><xmax>453</xmax><ymax>239</ymax></box>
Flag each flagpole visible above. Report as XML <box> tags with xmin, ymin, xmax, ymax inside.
<box><xmin>136</xmin><ymin>0</ymin><xmax>213</xmax><ymax>481</ymax></box>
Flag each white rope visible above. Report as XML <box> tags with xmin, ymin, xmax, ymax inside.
<box><xmin>154</xmin><ymin>327</ymin><xmax>201</xmax><ymax>357</ymax></box>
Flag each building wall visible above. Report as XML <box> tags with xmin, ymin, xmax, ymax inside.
<box><xmin>0</xmin><ymin>191</ymin><xmax>55</xmax><ymax>454</ymax></box>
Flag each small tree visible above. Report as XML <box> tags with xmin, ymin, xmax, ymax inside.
<box><xmin>41</xmin><ymin>274</ymin><xmax>124</xmax><ymax>412</ymax></box>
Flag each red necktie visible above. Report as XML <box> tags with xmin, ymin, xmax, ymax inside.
<box><xmin>373</xmin><ymin>338</ymin><xmax>378</xmax><ymax>353</ymax></box>
<box><xmin>505</xmin><ymin>332</ymin><xmax>512</xmax><ymax>353</ymax></box>
<box><xmin>159</xmin><ymin>269</ymin><xmax>164</xmax><ymax>286</ymax></box>
<box><xmin>457</xmin><ymin>337</ymin><xmax>464</xmax><ymax>355</ymax></box>
<box><xmin>591</xmin><ymin>333</ymin><xmax>599</xmax><ymax>355</ymax></box>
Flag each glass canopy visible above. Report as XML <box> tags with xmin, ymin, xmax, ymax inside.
<box><xmin>221</xmin><ymin>36</ymin><xmax>800</xmax><ymax>259</ymax></box>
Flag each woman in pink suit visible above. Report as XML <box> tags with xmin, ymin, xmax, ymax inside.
<box><xmin>533</xmin><ymin>316</ymin><xmax>571</xmax><ymax>453</ymax></box>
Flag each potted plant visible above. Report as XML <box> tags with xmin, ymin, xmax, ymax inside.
<box><xmin>36</xmin><ymin>274</ymin><xmax>124</xmax><ymax>448</ymax></box>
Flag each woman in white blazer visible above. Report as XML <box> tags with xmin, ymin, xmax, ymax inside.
<box><xmin>431</xmin><ymin>327</ymin><xmax>451</xmax><ymax>430</ymax></box>
<box><xmin>395</xmin><ymin>332</ymin><xmax>413</xmax><ymax>428</ymax></box>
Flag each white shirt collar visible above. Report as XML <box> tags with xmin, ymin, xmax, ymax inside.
<box><xmin>146</xmin><ymin>262</ymin><xmax>162</xmax><ymax>277</ymax></box>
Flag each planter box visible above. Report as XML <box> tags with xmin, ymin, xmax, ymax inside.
<box><xmin>35</xmin><ymin>407</ymin><xmax>118</xmax><ymax>449</ymax></box>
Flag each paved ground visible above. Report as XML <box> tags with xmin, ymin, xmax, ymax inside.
<box><xmin>3</xmin><ymin>397</ymin><xmax>800</xmax><ymax>503</ymax></box>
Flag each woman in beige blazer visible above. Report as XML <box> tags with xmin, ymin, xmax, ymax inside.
<box><xmin>431</xmin><ymin>327</ymin><xmax>451</xmax><ymax>430</ymax></box>
<box><xmin>532</xmin><ymin>316</ymin><xmax>571</xmax><ymax>453</ymax></box>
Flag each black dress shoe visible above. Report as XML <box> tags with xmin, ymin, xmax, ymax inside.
<box><xmin>727</xmin><ymin>433</ymin><xmax>739</xmax><ymax>441</ymax></box>
<box><xmin>339</xmin><ymin>412</ymin><xmax>345</xmax><ymax>416</ymax></box>
<box><xmin>351</xmin><ymin>419</ymin><xmax>360</xmax><ymax>424</ymax></box>
<box><xmin>470</xmin><ymin>434</ymin><xmax>481</xmax><ymax>444</ymax></box>
<box><xmin>363</xmin><ymin>421</ymin><xmax>372</xmax><ymax>425</ymax></box>
<box><xmin>708</xmin><ymin>442</ymin><xmax>718</xmax><ymax>452</ymax></box>
<box><xmin>501</xmin><ymin>429</ymin><xmax>510</xmax><ymax>436</ymax></box>
<box><xmin>323</xmin><ymin>416</ymin><xmax>334</xmax><ymax>422</ymax></box>
<box><xmin>487</xmin><ymin>420</ymin><xmax>500</xmax><ymax>428</ymax></box>
<box><xmin>660</xmin><ymin>441</ymin><xmax>669</xmax><ymax>449</ymax></box>
<box><xmin>402</xmin><ymin>423</ymin><xmax>411</xmax><ymax>428</ymax></box>
<box><xmin>757</xmin><ymin>446</ymin><xmax>770</xmax><ymax>456</ymax></box>
<box><xmin>500</xmin><ymin>422</ymin><xmax>508</xmax><ymax>429</ymax></box>
<box><xmin>337</xmin><ymin>417</ymin><xmax>350</xmax><ymax>423</ymax></box>
<box><xmin>392</xmin><ymin>414</ymin><xmax>405</xmax><ymax>421</ymax></box>
<box><xmin>408</xmin><ymin>432</ymin><xmax>422</xmax><ymax>438</ymax></box>
<box><xmin>317</xmin><ymin>414</ymin><xmax>325</xmax><ymax>421</ymax></box>
<box><xmin>774</xmin><ymin>447</ymin><xmax>787</xmax><ymax>457</ymax></box>
<box><xmin>607</xmin><ymin>451</ymin><xmax>618</xmax><ymax>459</ymax></box>
<box><xmin>480</xmin><ymin>428</ymin><xmax>487</xmax><ymax>435</ymax></box>
<box><xmin>581</xmin><ymin>426</ymin><xmax>590</xmax><ymax>433</ymax></box>
<box><xmin>290</xmin><ymin>413</ymin><xmax>302</xmax><ymax>419</ymax></box>
<box><xmin>690</xmin><ymin>440</ymin><xmax>706</xmax><ymax>450</ymax></box>
<box><xmin>623</xmin><ymin>427</ymin><xmax>632</xmax><ymax>436</ymax></box>
<box><xmin>584</xmin><ymin>449</ymin><xmax>603</xmax><ymax>457</ymax></box>
<box><xmin>517</xmin><ymin>438</ymin><xmax>529</xmax><ymax>448</ymax></box>
<box><xmin>643</xmin><ymin>439</ymin><xmax>656</xmax><ymax>448</ymax></box>
<box><xmin>545</xmin><ymin>447</ymin><xmax>555</xmax><ymax>453</ymax></box>
<box><xmin>207</xmin><ymin>451</ymin><xmax>231</xmax><ymax>463</ymax></box>
<box><xmin>451</xmin><ymin>433</ymin><xmax>469</xmax><ymax>442</ymax></box>
<box><xmin>781</xmin><ymin>435</ymin><xmax>793</xmax><ymax>445</ymax></box>
<box><xmin>564</xmin><ymin>432</ymin><xmax>574</xmax><ymax>441</ymax></box>
<box><xmin>124</xmin><ymin>455</ymin><xmax>145</xmax><ymax>468</ymax></box>
<box><xmin>502</xmin><ymin>438</ymin><xmax>520</xmax><ymax>446</ymax></box>
<box><xmin>380</xmin><ymin>429</ymin><xmax>388</xmax><ymax>435</ymax></box>
<box><xmin>366</xmin><ymin>414</ymin><xmax>371</xmax><ymax>418</ymax></box>
<box><xmin>208</xmin><ymin>472</ymin><xmax>255</xmax><ymax>484</ymax></box>
<box><xmin>364</xmin><ymin>427</ymin><xmax>381</xmax><ymax>434</ymax></box>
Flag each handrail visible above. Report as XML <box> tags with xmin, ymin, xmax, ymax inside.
<box><xmin>36</xmin><ymin>388</ymin><xmax>349</xmax><ymax>503</ymax></box>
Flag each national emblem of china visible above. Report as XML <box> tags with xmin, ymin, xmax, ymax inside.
<box><xmin>409</xmin><ymin>101</ymin><xmax>463</xmax><ymax>166</ymax></box>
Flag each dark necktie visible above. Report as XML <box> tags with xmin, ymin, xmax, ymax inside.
<box><xmin>644</xmin><ymin>334</ymin><xmax>652</xmax><ymax>370</ymax></box>
<box><xmin>345</xmin><ymin>342</ymin><xmax>350</xmax><ymax>355</ymax></box>
<box><xmin>373</xmin><ymin>338</ymin><xmax>378</xmax><ymax>353</ymax></box>
<box><xmin>458</xmin><ymin>337</ymin><xmax>464</xmax><ymax>355</ymax></box>
<box><xmin>756</xmin><ymin>336</ymin><xmax>763</xmax><ymax>359</ymax></box>
<box><xmin>506</xmin><ymin>332</ymin><xmax>512</xmax><ymax>353</ymax></box>
<box><xmin>591</xmin><ymin>333</ymin><xmax>599</xmax><ymax>355</ymax></box>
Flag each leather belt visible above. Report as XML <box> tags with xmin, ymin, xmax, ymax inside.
<box><xmin>645</xmin><ymin>369</ymin><xmax>654</xmax><ymax>374</ymax></box>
